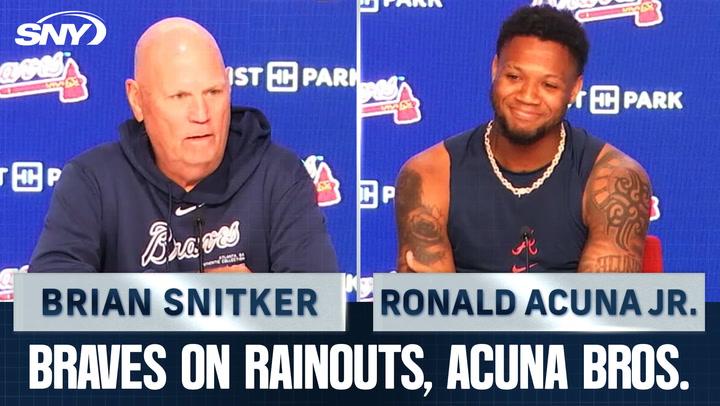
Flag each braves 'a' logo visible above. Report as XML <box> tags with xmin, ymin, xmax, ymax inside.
<box><xmin>511</xmin><ymin>235</ymin><xmax>539</xmax><ymax>273</ymax></box>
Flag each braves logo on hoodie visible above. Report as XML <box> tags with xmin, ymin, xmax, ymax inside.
<box><xmin>141</xmin><ymin>220</ymin><xmax>241</xmax><ymax>267</ymax></box>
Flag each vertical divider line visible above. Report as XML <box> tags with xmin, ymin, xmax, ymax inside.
<box><xmin>355</xmin><ymin>0</ymin><xmax>363</xmax><ymax>301</ymax></box>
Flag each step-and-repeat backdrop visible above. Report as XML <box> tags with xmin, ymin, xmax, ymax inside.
<box><xmin>361</xmin><ymin>0</ymin><xmax>720</xmax><ymax>300</ymax></box>
<box><xmin>0</xmin><ymin>0</ymin><xmax>357</xmax><ymax>296</ymax></box>
<box><xmin>3</xmin><ymin>1</ymin><xmax>719</xmax><ymax>302</ymax></box>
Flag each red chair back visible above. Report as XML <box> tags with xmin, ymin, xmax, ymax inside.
<box><xmin>642</xmin><ymin>235</ymin><xmax>663</xmax><ymax>273</ymax></box>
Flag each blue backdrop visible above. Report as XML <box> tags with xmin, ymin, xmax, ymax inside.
<box><xmin>3</xmin><ymin>0</ymin><xmax>719</xmax><ymax>302</ymax></box>
<box><xmin>360</xmin><ymin>0</ymin><xmax>720</xmax><ymax>300</ymax></box>
<box><xmin>0</xmin><ymin>0</ymin><xmax>357</xmax><ymax>296</ymax></box>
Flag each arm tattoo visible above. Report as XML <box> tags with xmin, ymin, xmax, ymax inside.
<box><xmin>586</xmin><ymin>150</ymin><xmax>651</xmax><ymax>255</ymax></box>
<box><xmin>591</xmin><ymin>255</ymin><xmax>642</xmax><ymax>273</ymax></box>
<box><xmin>395</xmin><ymin>168</ymin><xmax>447</xmax><ymax>271</ymax></box>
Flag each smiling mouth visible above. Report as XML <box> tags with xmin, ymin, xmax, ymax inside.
<box><xmin>510</xmin><ymin>109</ymin><xmax>542</xmax><ymax>121</ymax></box>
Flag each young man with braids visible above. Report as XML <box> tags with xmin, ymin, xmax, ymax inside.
<box><xmin>395</xmin><ymin>6</ymin><xmax>651</xmax><ymax>273</ymax></box>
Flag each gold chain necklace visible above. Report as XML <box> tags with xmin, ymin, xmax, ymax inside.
<box><xmin>483</xmin><ymin>120</ymin><xmax>566</xmax><ymax>198</ymax></box>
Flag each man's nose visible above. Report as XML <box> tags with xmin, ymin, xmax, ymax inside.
<box><xmin>516</xmin><ymin>82</ymin><xmax>540</xmax><ymax>104</ymax></box>
<box><xmin>189</xmin><ymin>95</ymin><xmax>210</xmax><ymax>123</ymax></box>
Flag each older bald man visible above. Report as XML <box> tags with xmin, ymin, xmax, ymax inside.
<box><xmin>30</xmin><ymin>18</ymin><xmax>339</xmax><ymax>273</ymax></box>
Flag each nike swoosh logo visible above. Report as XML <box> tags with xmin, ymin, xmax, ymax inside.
<box><xmin>175</xmin><ymin>203</ymin><xmax>204</xmax><ymax>217</ymax></box>
<box><xmin>511</xmin><ymin>263</ymin><xmax>538</xmax><ymax>273</ymax></box>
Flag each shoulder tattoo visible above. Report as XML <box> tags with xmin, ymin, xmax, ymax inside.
<box><xmin>586</xmin><ymin>149</ymin><xmax>651</xmax><ymax>254</ymax></box>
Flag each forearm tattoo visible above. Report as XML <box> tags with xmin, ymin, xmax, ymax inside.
<box><xmin>395</xmin><ymin>168</ymin><xmax>447</xmax><ymax>271</ymax></box>
<box><xmin>587</xmin><ymin>150</ymin><xmax>651</xmax><ymax>254</ymax></box>
<box><xmin>591</xmin><ymin>255</ymin><xmax>642</xmax><ymax>273</ymax></box>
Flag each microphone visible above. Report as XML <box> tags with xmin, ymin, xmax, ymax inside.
<box><xmin>194</xmin><ymin>205</ymin><xmax>206</xmax><ymax>273</ymax></box>
<box><xmin>519</xmin><ymin>226</ymin><xmax>533</xmax><ymax>273</ymax></box>
<box><xmin>520</xmin><ymin>226</ymin><xmax>533</xmax><ymax>240</ymax></box>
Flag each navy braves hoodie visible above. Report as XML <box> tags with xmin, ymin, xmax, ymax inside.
<box><xmin>30</xmin><ymin>107</ymin><xmax>339</xmax><ymax>273</ymax></box>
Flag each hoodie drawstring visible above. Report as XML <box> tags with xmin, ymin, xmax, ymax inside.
<box><xmin>166</xmin><ymin>183</ymin><xmax>172</xmax><ymax>273</ymax></box>
<box><xmin>166</xmin><ymin>183</ymin><xmax>205</xmax><ymax>273</ymax></box>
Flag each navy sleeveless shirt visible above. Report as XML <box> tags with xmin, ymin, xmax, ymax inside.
<box><xmin>444</xmin><ymin>121</ymin><xmax>605</xmax><ymax>273</ymax></box>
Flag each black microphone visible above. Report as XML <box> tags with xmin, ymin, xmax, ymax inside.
<box><xmin>194</xmin><ymin>205</ymin><xmax>206</xmax><ymax>273</ymax></box>
<box><xmin>519</xmin><ymin>226</ymin><xmax>533</xmax><ymax>273</ymax></box>
<box><xmin>520</xmin><ymin>226</ymin><xmax>533</xmax><ymax>240</ymax></box>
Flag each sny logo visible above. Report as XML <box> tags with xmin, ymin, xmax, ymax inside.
<box><xmin>16</xmin><ymin>11</ymin><xmax>107</xmax><ymax>46</ymax></box>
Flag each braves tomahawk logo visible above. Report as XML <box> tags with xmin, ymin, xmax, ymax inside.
<box><xmin>533</xmin><ymin>0</ymin><xmax>664</xmax><ymax>27</ymax></box>
<box><xmin>303</xmin><ymin>155</ymin><xmax>341</xmax><ymax>207</ymax></box>
<box><xmin>511</xmin><ymin>234</ymin><xmax>539</xmax><ymax>273</ymax></box>
<box><xmin>0</xmin><ymin>52</ymin><xmax>88</xmax><ymax>103</ymax></box>
<box><xmin>360</xmin><ymin>75</ymin><xmax>422</xmax><ymax>125</ymax></box>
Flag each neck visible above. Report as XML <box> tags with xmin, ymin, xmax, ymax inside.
<box><xmin>157</xmin><ymin>162</ymin><xmax>217</xmax><ymax>192</ymax></box>
<box><xmin>164</xmin><ymin>172</ymin><xmax>200</xmax><ymax>192</ymax></box>
<box><xmin>489</xmin><ymin>122</ymin><xmax>563</xmax><ymax>173</ymax></box>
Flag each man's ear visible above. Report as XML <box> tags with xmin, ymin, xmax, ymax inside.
<box><xmin>491</xmin><ymin>55</ymin><xmax>499</xmax><ymax>81</ymax></box>
<box><xmin>125</xmin><ymin>79</ymin><xmax>144</xmax><ymax>122</ymax></box>
<box><xmin>569</xmin><ymin>74</ymin><xmax>584</xmax><ymax>105</ymax></box>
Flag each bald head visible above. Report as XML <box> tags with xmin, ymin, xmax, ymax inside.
<box><xmin>125</xmin><ymin>17</ymin><xmax>231</xmax><ymax>191</ymax></box>
<box><xmin>133</xmin><ymin>17</ymin><xmax>225</xmax><ymax>82</ymax></box>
